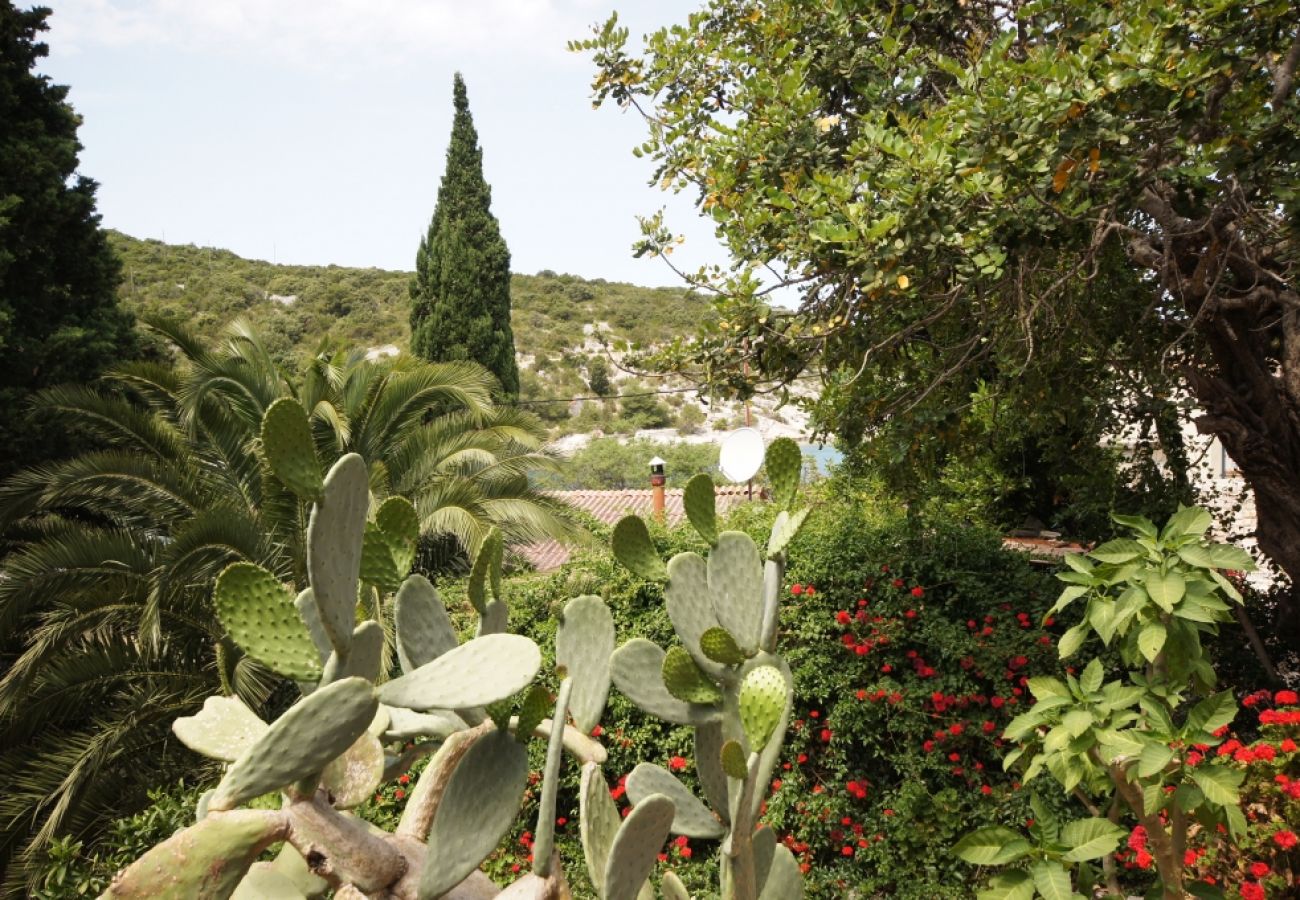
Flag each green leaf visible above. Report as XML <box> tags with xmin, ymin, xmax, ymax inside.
<box><xmin>1205</xmin><ymin>543</ymin><xmax>1254</xmax><ymax>571</ymax></box>
<box><xmin>1145</xmin><ymin>571</ymin><xmax>1185</xmax><ymax>612</ymax></box>
<box><xmin>953</xmin><ymin>826</ymin><xmax>1027</xmax><ymax>865</ymax></box>
<box><xmin>1161</xmin><ymin>506</ymin><xmax>1212</xmax><ymax>542</ymax></box>
<box><xmin>1030</xmin><ymin>859</ymin><xmax>1072</xmax><ymax>900</ymax></box>
<box><xmin>1059</xmin><ymin>623</ymin><xmax>1088</xmax><ymax>659</ymax></box>
<box><xmin>1112</xmin><ymin>513</ymin><xmax>1157</xmax><ymax>538</ymax></box>
<box><xmin>1176</xmin><ymin>544</ymin><xmax>1214</xmax><ymax>568</ymax></box>
<box><xmin>1063</xmin><ymin>553</ymin><xmax>1094</xmax><ymax>575</ymax></box>
<box><xmin>1090</xmin><ymin>539</ymin><xmax>1145</xmax><ymax>564</ymax></box>
<box><xmin>1062</xmin><ymin>709</ymin><xmax>1093</xmax><ymax>738</ymax></box>
<box><xmin>1209</xmin><ymin>570</ymin><xmax>1243</xmax><ymax>602</ymax></box>
<box><xmin>1060</xmin><ymin>817</ymin><xmax>1126</xmax><ymax>862</ymax></box>
<box><xmin>1137</xmin><ymin>621</ymin><xmax>1167</xmax><ymax>662</ymax></box>
<box><xmin>1190</xmin><ymin>766</ymin><xmax>1242</xmax><ymax>807</ymax></box>
<box><xmin>1185</xmin><ymin>691</ymin><xmax>1236</xmax><ymax>736</ymax></box>
<box><xmin>976</xmin><ymin>870</ymin><xmax>1034</xmax><ymax>900</ymax></box>
<box><xmin>1026</xmin><ymin>677</ymin><xmax>1071</xmax><ymax>701</ymax></box>
<box><xmin>1137</xmin><ymin>742</ymin><xmax>1173</xmax><ymax>778</ymax></box>
<box><xmin>1079</xmin><ymin>659</ymin><xmax>1103</xmax><ymax>695</ymax></box>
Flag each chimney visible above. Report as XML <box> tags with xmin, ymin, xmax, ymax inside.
<box><xmin>649</xmin><ymin>456</ymin><xmax>666</xmax><ymax>522</ymax></box>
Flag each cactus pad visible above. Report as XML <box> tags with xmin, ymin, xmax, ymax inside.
<box><xmin>209</xmin><ymin>677</ymin><xmax>377</xmax><ymax>811</ymax></box>
<box><xmin>556</xmin><ymin>595</ymin><xmax>615</xmax><ymax>734</ymax></box>
<box><xmin>515</xmin><ymin>684</ymin><xmax>551</xmax><ymax>743</ymax></box>
<box><xmin>307</xmin><ymin>453</ymin><xmax>369</xmax><ymax>656</ymax></box>
<box><xmin>767</xmin><ymin>506</ymin><xmax>811</xmax><ymax>559</ymax></box>
<box><xmin>708</xmin><ymin>531</ymin><xmax>765</xmax><ymax>653</ymax></box>
<box><xmin>172</xmin><ymin>695</ymin><xmax>268</xmax><ymax>763</ymax></box>
<box><xmin>322</xmin><ymin>619</ymin><xmax>384</xmax><ymax>685</ymax></box>
<box><xmin>662</xmin><ymin>646</ymin><xmax>724</xmax><ymax>705</ymax></box>
<box><xmin>700</xmin><ymin>626</ymin><xmax>747</xmax><ymax>666</ymax></box>
<box><xmin>752</xmin><ymin>824</ymin><xmax>777</xmax><ymax>895</ymax></box>
<box><xmin>359</xmin><ymin>522</ymin><xmax>404</xmax><ymax>594</ymax></box>
<box><xmin>261</xmin><ymin>398</ymin><xmax>323</xmax><ymax>501</ymax></box>
<box><xmin>321</xmin><ymin>731</ymin><xmax>384</xmax><ymax>809</ymax></box>
<box><xmin>230</xmin><ymin>862</ymin><xmax>302</xmax><ymax>899</ymax></box>
<box><xmin>739</xmin><ymin>665</ymin><xmax>786</xmax><ymax>752</ymax></box>
<box><xmin>664</xmin><ymin>552</ymin><xmax>725</xmax><ymax>676</ymax></box>
<box><xmin>375</xmin><ymin>495</ymin><xmax>419</xmax><ymax>572</ymax></box>
<box><xmin>759</xmin><ymin>844</ymin><xmax>805</xmax><ymax>899</ymax></box>
<box><xmin>420</xmin><ymin>728</ymin><xmax>529</xmax><ymax>898</ymax></box>
<box><xmin>693</xmin><ymin>721</ymin><xmax>731</xmax><ymax>819</ymax></box>
<box><xmin>612</xmin><ymin>515</ymin><xmax>668</xmax><ymax>581</ymax></box>
<box><xmin>604</xmin><ymin>793</ymin><xmax>676</xmax><ymax>900</ymax></box>
<box><xmin>579</xmin><ymin>763</ymin><xmax>621</xmax><ymax>896</ymax></box>
<box><xmin>721</xmin><ymin>739</ymin><xmax>749</xmax><ymax>779</ymax></box>
<box><xmin>477</xmin><ymin>598</ymin><xmax>509</xmax><ymax>636</ymax></box>
<box><xmin>466</xmin><ymin>528</ymin><xmax>503</xmax><ymax>614</ymax></box>
<box><xmin>394</xmin><ymin>574</ymin><xmax>458</xmax><ymax>673</ymax></box>
<box><xmin>382</xmin><ymin>706</ymin><xmax>466</xmax><ymax>741</ymax></box>
<box><xmin>626</xmin><ymin>763</ymin><xmax>727</xmax><ymax>839</ymax></box>
<box><xmin>764</xmin><ymin>437</ymin><xmax>802</xmax><ymax>510</ymax></box>
<box><xmin>102</xmin><ymin>809</ymin><xmax>287</xmax><ymax>899</ymax></box>
<box><xmin>377</xmin><ymin>633</ymin><xmax>541</xmax><ymax>712</ymax></box>
<box><xmin>661</xmin><ymin>871</ymin><xmax>690</xmax><ymax>900</ymax></box>
<box><xmin>294</xmin><ymin>588</ymin><xmax>332</xmax><ymax>664</ymax></box>
<box><xmin>683</xmin><ymin>473</ymin><xmax>718</xmax><ymax>545</ymax></box>
<box><xmin>214</xmin><ymin>563</ymin><xmax>322</xmax><ymax>681</ymax></box>
<box><xmin>612</xmin><ymin>639</ymin><xmax>720</xmax><ymax>726</ymax></box>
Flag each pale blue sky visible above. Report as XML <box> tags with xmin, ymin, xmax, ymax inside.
<box><xmin>35</xmin><ymin>0</ymin><xmax>721</xmax><ymax>287</ymax></box>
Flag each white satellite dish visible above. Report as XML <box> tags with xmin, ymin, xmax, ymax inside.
<box><xmin>719</xmin><ymin>427</ymin><xmax>765</xmax><ymax>483</ymax></box>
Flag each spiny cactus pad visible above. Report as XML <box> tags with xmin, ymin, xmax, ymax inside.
<box><xmin>209</xmin><ymin>677</ymin><xmax>378</xmax><ymax>811</ymax></box>
<box><xmin>611</xmin><ymin>639</ymin><xmax>720</xmax><ymax>726</ymax></box>
<box><xmin>515</xmin><ymin>684</ymin><xmax>551</xmax><ymax>744</ymax></box>
<box><xmin>604</xmin><ymin>793</ymin><xmax>676</xmax><ymax>900</ymax></box>
<box><xmin>708</xmin><ymin>532</ymin><xmax>765</xmax><ymax>653</ymax></box>
<box><xmin>377</xmin><ymin>633</ymin><xmax>541</xmax><ymax>712</ymax></box>
<box><xmin>612</xmin><ymin>515</ymin><xmax>668</xmax><ymax>581</ymax></box>
<box><xmin>579</xmin><ymin>762</ymin><xmax>622</xmax><ymax>896</ymax></box>
<box><xmin>321</xmin><ymin>731</ymin><xmax>384</xmax><ymax>809</ymax></box>
<box><xmin>767</xmin><ymin>506</ymin><xmax>811</xmax><ymax>559</ymax></box>
<box><xmin>359</xmin><ymin>521</ymin><xmax>404</xmax><ymax>594</ymax></box>
<box><xmin>466</xmin><ymin>528</ymin><xmax>503</xmax><ymax>614</ymax></box>
<box><xmin>102</xmin><ymin>809</ymin><xmax>287</xmax><ymax>899</ymax></box>
<box><xmin>307</xmin><ymin>453</ymin><xmax>369</xmax><ymax>655</ymax></box>
<box><xmin>555</xmin><ymin>595</ymin><xmax>615</xmax><ymax>734</ymax></box>
<box><xmin>261</xmin><ymin>397</ymin><xmax>323</xmax><ymax>501</ymax></box>
<box><xmin>759</xmin><ymin>843</ymin><xmax>805</xmax><ymax>900</ymax></box>
<box><xmin>664</xmin><ymin>552</ymin><xmax>725</xmax><ymax>677</ymax></box>
<box><xmin>172</xmin><ymin>695</ymin><xmax>269</xmax><ymax>763</ymax></box>
<box><xmin>683</xmin><ymin>473</ymin><xmax>718</xmax><ymax>545</ymax></box>
<box><xmin>420</xmin><ymin>728</ymin><xmax>530</xmax><ymax>899</ymax></box>
<box><xmin>394</xmin><ymin>574</ymin><xmax>458</xmax><ymax>674</ymax></box>
<box><xmin>661</xmin><ymin>646</ymin><xmax>724</xmax><ymax>705</ymax></box>
<box><xmin>214</xmin><ymin>562</ymin><xmax>322</xmax><ymax>681</ymax></box>
<box><xmin>375</xmin><ymin>495</ymin><xmax>419</xmax><ymax>571</ymax></box>
<box><xmin>739</xmin><ymin>665</ymin><xmax>786</xmax><ymax>752</ymax></box>
<box><xmin>626</xmin><ymin>763</ymin><xmax>727</xmax><ymax>839</ymax></box>
<box><xmin>700</xmin><ymin>625</ymin><xmax>747</xmax><ymax>666</ymax></box>
<box><xmin>764</xmin><ymin>437</ymin><xmax>802</xmax><ymax>510</ymax></box>
<box><xmin>721</xmin><ymin>739</ymin><xmax>749</xmax><ymax>779</ymax></box>
<box><xmin>693</xmin><ymin>721</ymin><xmax>731</xmax><ymax>820</ymax></box>
<box><xmin>322</xmin><ymin>619</ymin><xmax>384</xmax><ymax>685</ymax></box>
<box><xmin>294</xmin><ymin>588</ymin><xmax>332</xmax><ymax>664</ymax></box>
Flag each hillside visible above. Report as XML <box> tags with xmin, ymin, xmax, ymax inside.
<box><xmin>108</xmin><ymin>231</ymin><xmax>807</xmax><ymax>439</ymax></box>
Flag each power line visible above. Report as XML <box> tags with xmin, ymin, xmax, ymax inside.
<box><xmin>515</xmin><ymin>385</ymin><xmax>700</xmax><ymax>406</ymax></box>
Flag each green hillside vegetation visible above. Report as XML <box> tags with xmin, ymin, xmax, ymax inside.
<box><xmin>108</xmin><ymin>230</ymin><xmax>708</xmax><ymax>365</ymax></box>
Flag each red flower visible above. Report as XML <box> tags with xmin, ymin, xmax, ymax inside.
<box><xmin>820</xmin><ymin>728</ymin><xmax>833</xmax><ymax>743</ymax></box>
<box><xmin>1273</xmin><ymin>829</ymin><xmax>1298</xmax><ymax>849</ymax></box>
<box><xmin>669</xmin><ymin>756</ymin><xmax>688</xmax><ymax>771</ymax></box>
<box><xmin>1282</xmin><ymin>738</ymin><xmax>1297</xmax><ymax>752</ymax></box>
<box><xmin>891</xmin><ymin>578</ymin><xmax>904</xmax><ymax>588</ymax></box>
<box><xmin>841</xmin><ymin>846</ymin><xmax>854</xmax><ymax>857</ymax></box>
<box><xmin>1276</xmin><ymin>690</ymin><xmax>1299</xmax><ymax>706</ymax></box>
<box><xmin>990</xmin><ymin>696</ymin><xmax>1005</xmax><ymax>709</ymax></box>
<box><xmin>911</xmin><ymin>586</ymin><xmax>924</xmax><ymax>597</ymax></box>
<box><xmin>556</xmin><ymin>817</ymin><xmax>567</xmax><ymax>826</ymax></box>
<box><xmin>1135</xmin><ymin>849</ymin><xmax>1153</xmax><ymax>869</ymax></box>
<box><xmin>805</xmin><ymin>586</ymin><xmax>816</xmax><ymax>596</ymax></box>
<box><xmin>790</xmin><ymin>584</ymin><xmax>804</xmax><ymax>596</ymax></box>
<box><xmin>1249</xmin><ymin>862</ymin><xmax>1271</xmax><ymax>878</ymax></box>
<box><xmin>980</xmin><ymin>785</ymin><xmax>992</xmax><ymax>796</ymax></box>
<box><xmin>1240</xmin><ymin>883</ymin><xmax>1265</xmax><ymax>900</ymax></box>
<box><xmin>398</xmin><ymin>774</ymin><xmax>410</xmax><ymax>785</ymax></box>
<box><xmin>394</xmin><ymin>789</ymin><xmax>406</xmax><ymax>800</ymax></box>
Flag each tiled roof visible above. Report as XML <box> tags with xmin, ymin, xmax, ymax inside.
<box><xmin>516</xmin><ymin>487</ymin><xmax>758</xmax><ymax>573</ymax></box>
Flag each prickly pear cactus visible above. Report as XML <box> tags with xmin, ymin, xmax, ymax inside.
<box><xmin>108</xmin><ymin>401</ymin><xmax>810</xmax><ymax>900</ymax></box>
<box><xmin>587</xmin><ymin>439</ymin><xmax>811</xmax><ymax>900</ymax></box>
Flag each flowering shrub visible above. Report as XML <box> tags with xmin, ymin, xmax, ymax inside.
<box><xmin>756</xmin><ymin>495</ymin><xmax>1082</xmax><ymax>897</ymax></box>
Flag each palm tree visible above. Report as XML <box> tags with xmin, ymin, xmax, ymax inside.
<box><xmin>0</xmin><ymin>318</ymin><xmax>575</xmax><ymax>891</ymax></box>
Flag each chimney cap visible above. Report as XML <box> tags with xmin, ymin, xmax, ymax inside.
<box><xmin>649</xmin><ymin>456</ymin><xmax>666</xmax><ymax>467</ymax></box>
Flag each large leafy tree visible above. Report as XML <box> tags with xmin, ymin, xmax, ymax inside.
<box><xmin>580</xmin><ymin>1</ymin><xmax>1300</xmax><ymax>620</ymax></box>
<box><xmin>0</xmin><ymin>318</ymin><xmax>572</xmax><ymax>890</ymax></box>
<box><xmin>410</xmin><ymin>73</ymin><xmax>520</xmax><ymax>399</ymax></box>
<box><xmin>0</xmin><ymin>2</ymin><xmax>137</xmax><ymax>479</ymax></box>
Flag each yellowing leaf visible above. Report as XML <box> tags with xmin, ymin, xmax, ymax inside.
<box><xmin>1088</xmin><ymin>147</ymin><xmax>1101</xmax><ymax>173</ymax></box>
<box><xmin>1052</xmin><ymin>158</ymin><xmax>1078</xmax><ymax>194</ymax></box>
<box><xmin>897</xmin><ymin>275</ymin><xmax>910</xmax><ymax>289</ymax></box>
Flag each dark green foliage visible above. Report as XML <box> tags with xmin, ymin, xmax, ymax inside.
<box><xmin>537</xmin><ymin>437</ymin><xmax>720</xmax><ymax>490</ymax></box>
<box><xmin>586</xmin><ymin>355</ymin><xmax>612</xmax><ymax>397</ymax></box>
<box><xmin>0</xmin><ymin>3</ymin><xmax>137</xmax><ymax>479</ymax></box>
<box><xmin>410</xmin><ymin>74</ymin><xmax>519</xmax><ymax>399</ymax></box>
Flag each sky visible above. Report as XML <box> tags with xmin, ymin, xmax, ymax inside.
<box><xmin>34</xmin><ymin>0</ymin><xmax>724</xmax><ymax>287</ymax></box>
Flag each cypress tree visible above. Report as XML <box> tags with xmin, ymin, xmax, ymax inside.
<box><xmin>0</xmin><ymin>2</ymin><xmax>137</xmax><ymax>478</ymax></box>
<box><xmin>410</xmin><ymin>73</ymin><xmax>519</xmax><ymax>399</ymax></box>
